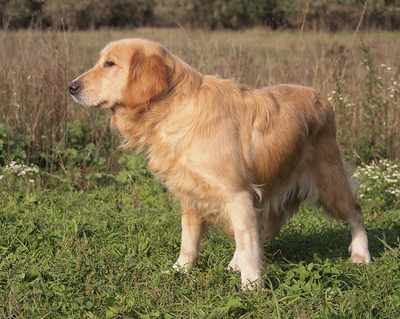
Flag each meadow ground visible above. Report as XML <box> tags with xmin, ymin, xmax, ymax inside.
<box><xmin>0</xmin><ymin>28</ymin><xmax>400</xmax><ymax>318</ymax></box>
<box><xmin>1</xmin><ymin>158</ymin><xmax>399</xmax><ymax>318</ymax></box>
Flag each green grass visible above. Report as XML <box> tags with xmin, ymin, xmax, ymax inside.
<box><xmin>1</xmin><ymin>160</ymin><xmax>400</xmax><ymax>318</ymax></box>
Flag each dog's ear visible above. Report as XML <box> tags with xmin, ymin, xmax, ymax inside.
<box><xmin>124</xmin><ymin>50</ymin><xmax>169</xmax><ymax>108</ymax></box>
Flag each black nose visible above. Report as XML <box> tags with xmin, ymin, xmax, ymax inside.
<box><xmin>69</xmin><ymin>81</ymin><xmax>81</xmax><ymax>95</ymax></box>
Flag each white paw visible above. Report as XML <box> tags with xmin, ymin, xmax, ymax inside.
<box><xmin>241</xmin><ymin>278</ymin><xmax>264</xmax><ymax>291</ymax></box>
<box><xmin>349</xmin><ymin>243</ymin><xmax>371</xmax><ymax>264</ymax></box>
<box><xmin>226</xmin><ymin>262</ymin><xmax>240</xmax><ymax>273</ymax></box>
<box><xmin>227</xmin><ymin>252</ymin><xmax>240</xmax><ymax>272</ymax></box>
<box><xmin>227</xmin><ymin>266</ymin><xmax>240</xmax><ymax>273</ymax></box>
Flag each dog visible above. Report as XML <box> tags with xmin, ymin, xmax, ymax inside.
<box><xmin>69</xmin><ymin>38</ymin><xmax>370</xmax><ymax>288</ymax></box>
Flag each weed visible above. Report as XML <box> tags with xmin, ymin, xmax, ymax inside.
<box><xmin>355</xmin><ymin>159</ymin><xmax>400</xmax><ymax>210</ymax></box>
<box><xmin>0</xmin><ymin>124</ymin><xmax>30</xmax><ymax>166</ymax></box>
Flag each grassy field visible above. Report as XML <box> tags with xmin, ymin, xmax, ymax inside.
<box><xmin>1</xmin><ymin>157</ymin><xmax>400</xmax><ymax>318</ymax></box>
<box><xmin>1</xmin><ymin>28</ymin><xmax>400</xmax><ymax>317</ymax></box>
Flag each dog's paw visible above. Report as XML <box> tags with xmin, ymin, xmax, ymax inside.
<box><xmin>350</xmin><ymin>251</ymin><xmax>371</xmax><ymax>264</ymax></box>
<box><xmin>349</xmin><ymin>243</ymin><xmax>371</xmax><ymax>264</ymax></box>
<box><xmin>227</xmin><ymin>252</ymin><xmax>240</xmax><ymax>272</ymax></box>
<box><xmin>226</xmin><ymin>264</ymin><xmax>240</xmax><ymax>273</ymax></box>
<box><xmin>241</xmin><ymin>278</ymin><xmax>264</xmax><ymax>291</ymax></box>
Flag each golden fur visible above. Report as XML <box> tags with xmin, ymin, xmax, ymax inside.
<box><xmin>69</xmin><ymin>38</ymin><xmax>370</xmax><ymax>288</ymax></box>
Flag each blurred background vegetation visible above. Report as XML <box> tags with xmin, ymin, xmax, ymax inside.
<box><xmin>1</xmin><ymin>0</ymin><xmax>400</xmax><ymax>31</ymax></box>
<box><xmin>1</xmin><ymin>0</ymin><xmax>400</xmax><ymax>186</ymax></box>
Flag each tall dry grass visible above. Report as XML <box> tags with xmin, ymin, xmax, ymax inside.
<box><xmin>1</xmin><ymin>28</ymin><xmax>399</xmax><ymax>172</ymax></box>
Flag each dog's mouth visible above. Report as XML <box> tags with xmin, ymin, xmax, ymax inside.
<box><xmin>72</xmin><ymin>96</ymin><xmax>108</xmax><ymax>109</ymax></box>
<box><xmin>95</xmin><ymin>100</ymin><xmax>108</xmax><ymax>109</ymax></box>
<box><xmin>70</xmin><ymin>87</ymin><xmax>109</xmax><ymax>109</ymax></box>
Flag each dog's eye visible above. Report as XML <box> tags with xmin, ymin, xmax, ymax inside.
<box><xmin>104</xmin><ymin>61</ymin><xmax>115</xmax><ymax>68</ymax></box>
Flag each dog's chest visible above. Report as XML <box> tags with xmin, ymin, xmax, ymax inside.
<box><xmin>146</xmin><ymin>129</ymin><xmax>234</xmax><ymax>204</ymax></box>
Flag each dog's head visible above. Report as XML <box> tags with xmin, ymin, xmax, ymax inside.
<box><xmin>69</xmin><ymin>38</ymin><xmax>171</xmax><ymax>109</ymax></box>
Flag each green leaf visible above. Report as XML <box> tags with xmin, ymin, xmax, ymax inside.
<box><xmin>71</xmin><ymin>302</ymin><xmax>80</xmax><ymax>310</ymax></box>
<box><xmin>109</xmin><ymin>306</ymin><xmax>120</xmax><ymax>314</ymax></box>
<box><xmin>85</xmin><ymin>301</ymin><xmax>93</xmax><ymax>310</ymax></box>
<box><xmin>226</xmin><ymin>298</ymin><xmax>244</xmax><ymax>308</ymax></box>
<box><xmin>149</xmin><ymin>310</ymin><xmax>161</xmax><ymax>317</ymax></box>
<box><xmin>106</xmin><ymin>297</ymin><xmax>115</xmax><ymax>308</ymax></box>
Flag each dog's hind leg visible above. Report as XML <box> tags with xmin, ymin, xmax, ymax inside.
<box><xmin>259</xmin><ymin>197</ymin><xmax>301</xmax><ymax>242</ymax></box>
<box><xmin>174</xmin><ymin>202</ymin><xmax>207</xmax><ymax>270</ymax></box>
<box><xmin>314</xmin><ymin>137</ymin><xmax>370</xmax><ymax>263</ymax></box>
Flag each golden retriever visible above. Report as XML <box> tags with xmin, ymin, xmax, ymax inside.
<box><xmin>69</xmin><ymin>38</ymin><xmax>370</xmax><ymax>288</ymax></box>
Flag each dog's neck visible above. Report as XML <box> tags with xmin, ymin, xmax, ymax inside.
<box><xmin>111</xmin><ymin>57</ymin><xmax>203</xmax><ymax>152</ymax></box>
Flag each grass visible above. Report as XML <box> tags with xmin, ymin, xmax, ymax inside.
<box><xmin>1</xmin><ymin>159</ymin><xmax>400</xmax><ymax>318</ymax></box>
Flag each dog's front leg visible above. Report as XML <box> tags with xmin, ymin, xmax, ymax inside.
<box><xmin>173</xmin><ymin>204</ymin><xmax>207</xmax><ymax>271</ymax></box>
<box><xmin>226</xmin><ymin>192</ymin><xmax>263</xmax><ymax>289</ymax></box>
